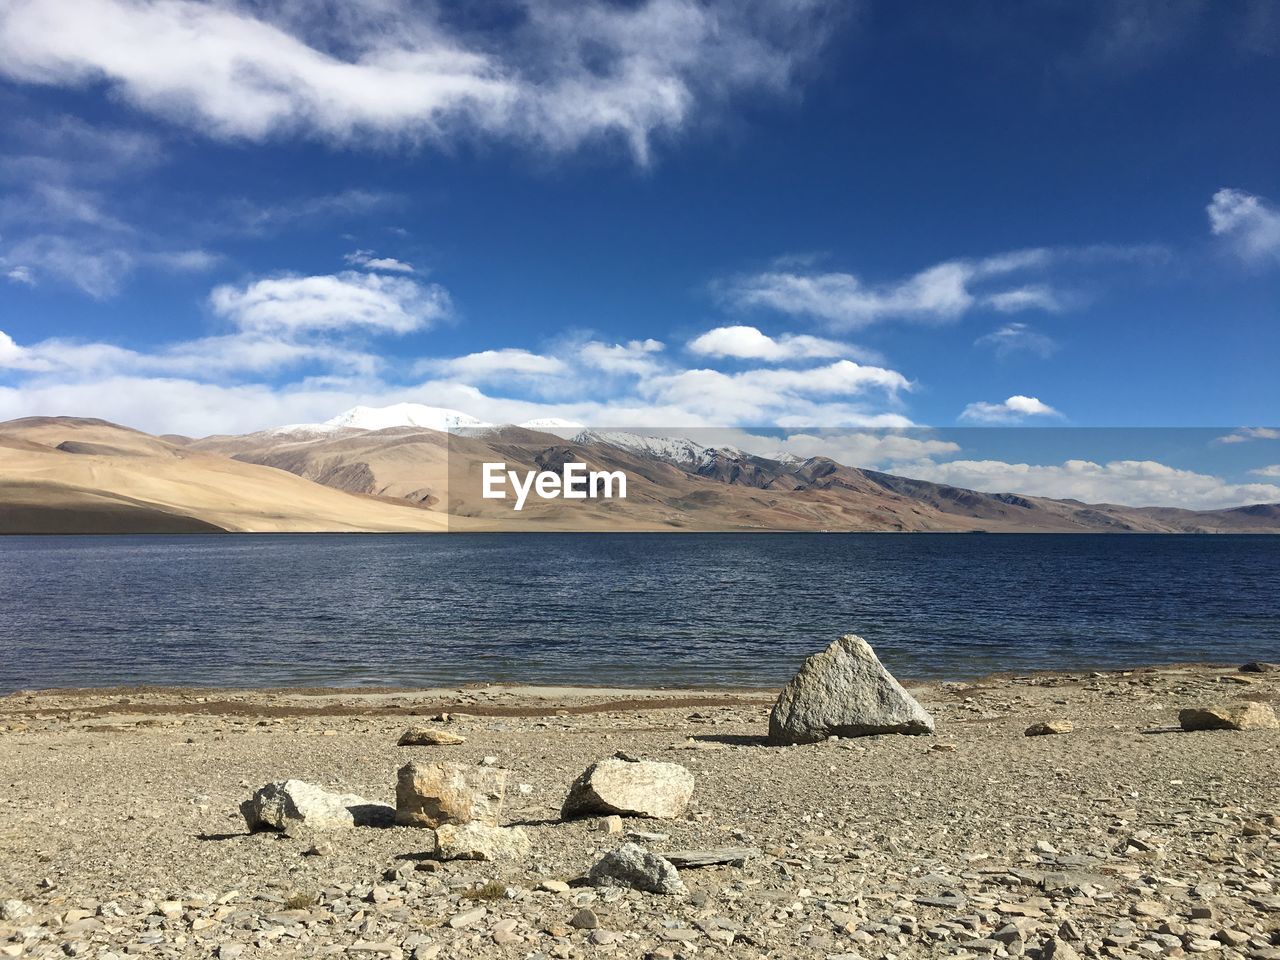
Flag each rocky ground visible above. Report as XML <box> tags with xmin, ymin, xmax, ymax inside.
<box><xmin>1</xmin><ymin>664</ymin><xmax>1278</xmax><ymax>960</ymax></box>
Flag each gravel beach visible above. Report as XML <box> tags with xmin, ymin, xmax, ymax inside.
<box><xmin>1</xmin><ymin>664</ymin><xmax>1277</xmax><ymax>960</ymax></box>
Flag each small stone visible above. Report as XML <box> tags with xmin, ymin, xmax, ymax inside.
<box><xmin>1026</xmin><ymin>720</ymin><xmax>1074</xmax><ymax>736</ymax></box>
<box><xmin>397</xmin><ymin>727</ymin><xmax>466</xmax><ymax>747</ymax></box>
<box><xmin>448</xmin><ymin>907</ymin><xmax>486</xmax><ymax>929</ymax></box>
<box><xmin>569</xmin><ymin>907</ymin><xmax>599</xmax><ymax>930</ymax></box>
<box><xmin>599</xmin><ymin>815</ymin><xmax>624</xmax><ymax>834</ymax></box>
<box><xmin>1132</xmin><ymin>900</ymin><xmax>1168</xmax><ymax>919</ymax></box>
<box><xmin>157</xmin><ymin>900</ymin><xmax>182</xmax><ymax>920</ymax></box>
<box><xmin>1241</xmin><ymin>661</ymin><xmax>1279</xmax><ymax>672</ymax></box>
<box><xmin>0</xmin><ymin>900</ymin><xmax>31</xmax><ymax>922</ymax></box>
<box><xmin>539</xmin><ymin>879</ymin><xmax>571</xmax><ymax>894</ymax></box>
<box><xmin>1042</xmin><ymin>937</ymin><xmax>1082</xmax><ymax>960</ymax></box>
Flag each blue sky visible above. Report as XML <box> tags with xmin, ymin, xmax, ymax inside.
<box><xmin>1</xmin><ymin>0</ymin><xmax>1278</xmax><ymax>506</ymax></box>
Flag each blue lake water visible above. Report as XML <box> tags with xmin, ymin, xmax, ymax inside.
<box><xmin>0</xmin><ymin>533</ymin><xmax>1277</xmax><ymax>692</ymax></box>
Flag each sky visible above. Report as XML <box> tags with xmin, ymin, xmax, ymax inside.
<box><xmin>0</xmin><ymin>0</ymin><xmax>1278</xmax><ymax>507</ymax></box>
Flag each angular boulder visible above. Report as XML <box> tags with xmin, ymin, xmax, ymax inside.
<box><xmin>1179</xmin><ymin>702</ymin><xmax>1279</xmax><ymax>732</ymax></box>
<box><xmin>768</xmin><ymin>634</ymin><xmax>934</xmax><ymax>744</ymax></box>
<box><xmin>395</xmin><ymin>761</ymin><xmax>507</xmax><ymax>828</ymax></box>
<box><xmin>588</xmin><ymin>843</ymin><xmax>685</xmax><ymax>895</ymax></box>
<box><xmin>561</xmin><ymin>758</ymin><xmax>694</xmax><ymax>820</ymax></box>
<box><xmin>241</xmin><ymin>779</ymin><xmax>393</xmax><ymax>832</ymax></box>
<box><xmin>398</xmin><ymin>727</ymin><xmax>466</xmax><ymax>746</ymax></box>
<box><xmin>430</xmin><ymin>823</ymin><xmax>531</xmax><ymax>862</ymax></box>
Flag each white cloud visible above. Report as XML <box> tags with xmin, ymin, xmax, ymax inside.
<box><xmin>232</xmin><ymin>190</ymin><xmax>398</xmax><ymax>236</ymax></box>
<box><xmin>887</xmin><ymin>457</ymin><xmax>1280</xmax><ymax>511</ymax></box>
<box><xmin>579</xmin><ymin>338</ymin><xmax>666</xmax><ymax>376</ymax></box>
<box><xmin>345</xmin><ymin>249</ymin><xmax>415</xmax><ymax>273</ymax></box>
<box><xmin>686</xmin><ymin>325</ymin><xmax>871</xmax><ymax>362</ymax></box>
<box><xmin>0</xmin><ymin>115</ymin><xmax>221</xmax><ymax>297</ymax></box>
<box><xmin>642</xmin><ymin>360</ymin><xmax>910</xmax><ymax>425</ymax></box>
<box><xmin>1207</xmin><ymin>188</ymin><xmax>1280</xmax><ymax>263</ymax></box>
<box><xmin>720</xmin><ymin>245</ymin><xmax>1163</xmax><ymax>329</ymax></box>
<box><xmin>0</xmin><ymin>330</ymin><xmax>381</xmax><ymax>379</ymax></box>
<box><xmin>0</xmin><ymin>320</ymin><xmax>916</xmax><ymax>434</ymax></box>
<box><xmin>1252</xmin><ymin>464</ymin><xmax>1280</xmax><ymax>478</ymax></box>
<box><xmin>984</xmin><ymin>286</ymin><xmax>1064</xmax><ymax>313</ymax></box>
<box><xmin>144</xmin><ymin>249</ymin><xmax>221</xmax><ymax>272</ymax></box>
<box><xmin>209</xmin><ymin>271</ymin><xmax>450</xmax><ymax>334</ymax></box>
<box><xmin>0</xmin><ymin>0</ymin><xmax>839</xmax><ymax>165</ymax></box>
<box><xmin>770</xmin><ymin>430</ymin><xmax>961</xmax><ymax>466</ymax></box>
<box><xmin>0</xmin><ymin>235</ymin><xmax>134</xmax><ymax>299</ymax></box>
<box><xmin>5</xmin><ymin>265</ymin><xmax>35</xmax><ymax>286</ymax></box>
<box><xmin>960</xmin><ymin>395</ymin><xmax>1062</xmax><ymax>423</ymax></box>
<box><xmin>975</xmin><ymin>322</ymin><xmax>1059</xmax><ymax>359</ymax></box>
<box><xmin>1216</xmin><ymin>427</ymin><xmax>1280</xmax><ymax>444</ymax></box>
<box><xmin>431</xmin><ymin>348</ymin><xmax>568</xmax><ymax>381</ymax></box>
<box><xmin>720</xmin><ymin>249</ymin><xmax>1066</xmax><ymax>329</ymax></box>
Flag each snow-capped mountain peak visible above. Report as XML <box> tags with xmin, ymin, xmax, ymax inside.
<box><xmin>572</xmin><ymin>429</ymin><xmax>724</xmax><ymax>468</ymax></box>
<box><xmin>271</xmin><ymin>403</ymin><xmax>491</xmax><ymax>436</ymax></box>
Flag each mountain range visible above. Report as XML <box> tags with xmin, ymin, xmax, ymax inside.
<box><xmin>2</xmin><ymin>405</ymin><xmax>1277</xmax><ymax>534</ymax></box>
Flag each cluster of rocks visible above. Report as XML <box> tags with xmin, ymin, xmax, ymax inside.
<box><xmin>243</xmin><ymin>752</ymin><xmax>701</xmax><ymax>888</ymax></box>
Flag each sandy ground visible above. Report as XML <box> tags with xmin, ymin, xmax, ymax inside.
<box><xmin>1</xmin><ymin>665</ymin><xmax>1278</xmax><ymax>960</ymax></box>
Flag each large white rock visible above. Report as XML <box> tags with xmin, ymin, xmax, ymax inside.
<box><xmin>241</xmin><ymin>780</ymin><xmax>393</xmax><ymax>832</ymax></box>
<box><xmin>588</xmin><ymin>843</ymin><xmax>685</xmax><ymax>894</ymax></box>
<box><xmin>395</xmin><ymin>761</ymin><xmax>507</xmax><ymax>828</ymax></box>
<box><xmin>768</xmin><ymin>634</ymin><xmax>934</xmax><ymax>744</ymax></box>
<box><xmin>1179</xmin><ymin>702</ymin><xmax>1279</xmax><ymax>732</ymax></box>
<box><xmin>561</xmin><ymin>757</ymin><xmax>694</xmax><ymax>820</ymax></box>
<box><xmin>430</xmin><ymin>823</ymin><xmax>531</xmax><ymax>862</ymax></box>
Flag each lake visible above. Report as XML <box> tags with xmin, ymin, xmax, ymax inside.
<box><xmin>1</xmin><ymin>533</ymin><xmax>1277</xmax><ymax>691</ymax></box>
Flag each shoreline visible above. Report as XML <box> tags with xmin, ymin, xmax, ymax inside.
<box><xmin>0</xmin><ymin>660</ymin><xmax>1249</xmax><ymax>713</ymax></box>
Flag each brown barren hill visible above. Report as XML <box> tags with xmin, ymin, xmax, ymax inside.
<box><xmin>0</xmin><ymin>417</ymin><xmax>450</xmax><ymax>534</ymax></box>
